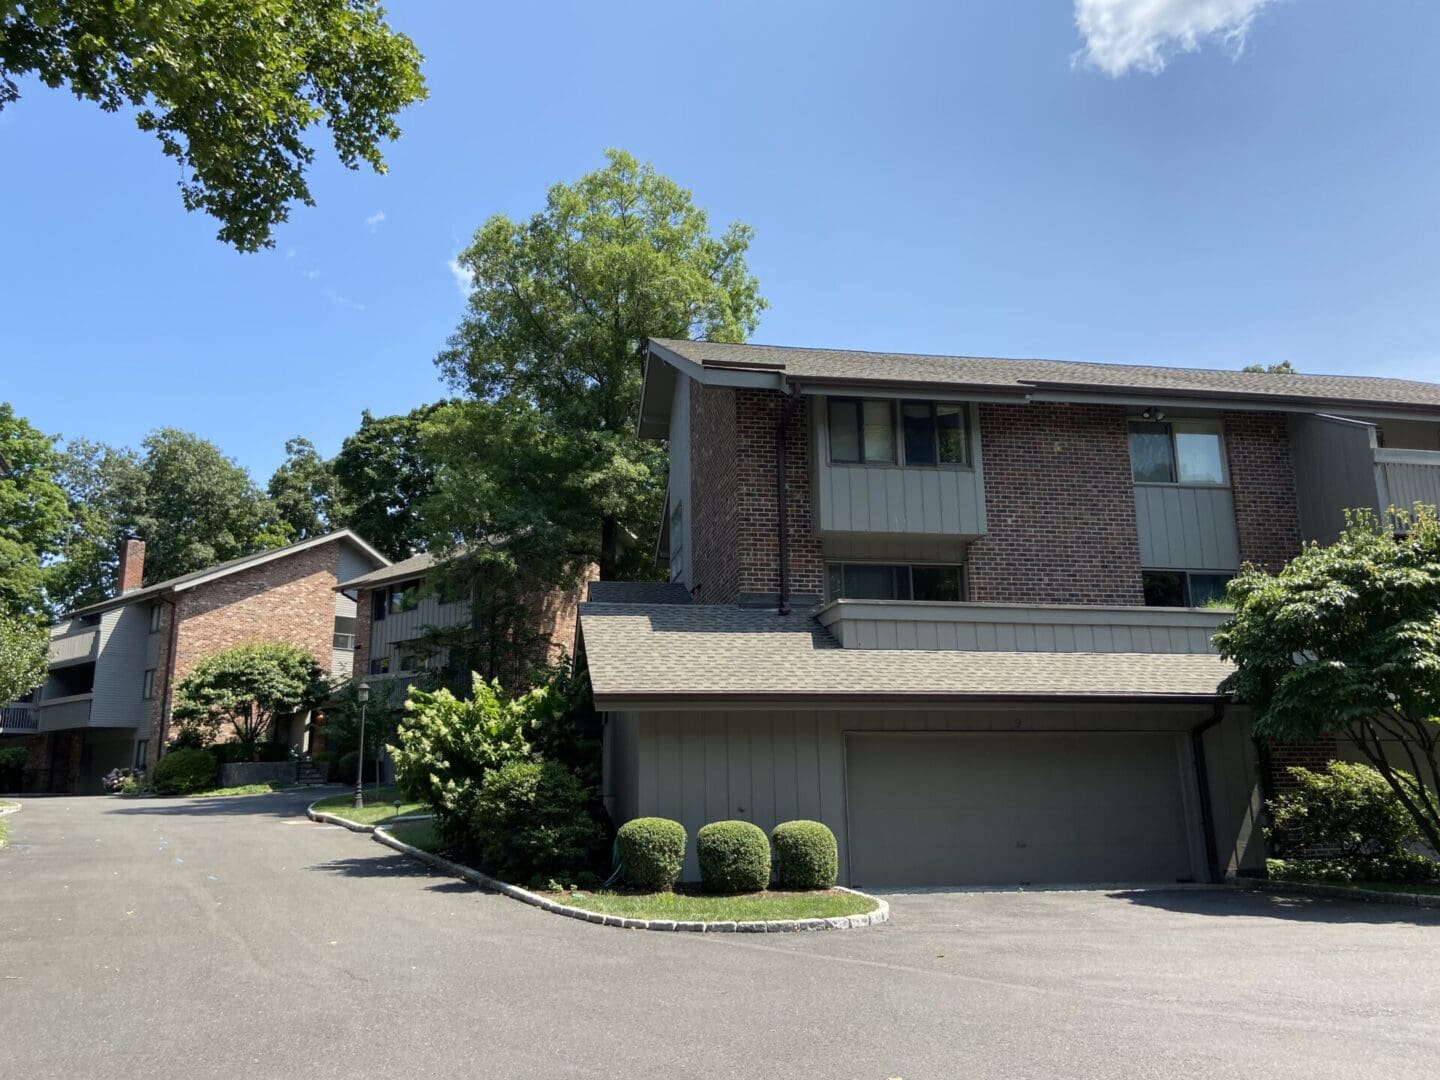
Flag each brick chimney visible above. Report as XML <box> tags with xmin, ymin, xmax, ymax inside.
<box><xmin>118</xmin><ymin>536</ymin><xmax>146</xmax><ymax>594</ymax></box>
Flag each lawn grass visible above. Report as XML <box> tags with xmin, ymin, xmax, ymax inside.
<box><xmin>310</xmin><ymin>785</ymin><xmax>428</xmax><ymax>826</ymax></box>
<box><xmin>538</xmin><ymin>886</ymin><xmax>878</xmax><ymax>922</ymax></box>
<box><xmin>386</xmin><ymin>819</ymin><xmax>442</xmax><ymax>852</ymax></box>
<box><xmin>191</xmin><ymin>782</ymin><xmax>297</xmax><ymax>798</ymax></box>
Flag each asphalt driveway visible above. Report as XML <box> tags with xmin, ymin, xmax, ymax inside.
<box><xmin>3</xmin><ymin>790</ymin><xmax>1437</xmax><ymax>1080</ymax></box>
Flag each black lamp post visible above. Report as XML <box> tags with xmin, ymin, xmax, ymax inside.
<box><xmin>352</xmin><ymin>681</ymin><xmax>370</xmax><ymax>810</ymax></box>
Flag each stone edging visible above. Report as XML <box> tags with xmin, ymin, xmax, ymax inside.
<box><xmin>1229</xmin><ymin>875</ymin><xmax>1440</xmax><ymax>910</ymax></box>
<box><xmin>371</xmin><ymin>824</ymin><xmax>889</xmax><ymax>932</ymax></box>
<box><xmin>306</xmin><ymin>798</ymin><xmax>432</xmax><ymax>834</ymax></box>
<box><xmin>0</xmin><ymin>802</ymin><xmax>20</xmax><ymax>816</ymax></box>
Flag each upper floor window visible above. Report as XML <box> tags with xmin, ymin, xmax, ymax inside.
<box><xmin>141</xmin><ymin>668</ymin><xmax>156</xmax><ymax>700</ymax></box>
<box><xmin>148</xmin><ymin>603</ymin><xmax>162</xmax><ymax>633</ymax></box>
<box><xmin>1129</xmin><ymin>420</ymin><xmax>1226</xmax><ymax>485</ymax></box>
<box><xmin>669</xmin><ymin>503</ymin><xmax>684</xmax><ymax>578</ymax></box>
<box><xmin>369</xmin><ymin>656</ymin><xmax>391</xmax><ymax>676</ymax></box>
<box><xmin>829</xmin><ymin>398</ymin><xmax>970</xmax><ymax>467</ymax></box>
<box><xmin>1141</xmin><ymin>570</ymin><xmax>1233</xmax><ymax>608</ymax></box>
<box><xmin>333</xmin><ymin>615</ymin><xmax>357</xmax><ymax>650</ymax></box>
<box><xmin>387</xmin><ymin>580</ymin><xmax>423</xmax><ymax>615</ymax></box>
<box><xmin>826</xmin><ymin>562</ymin><xmax>964</xmax><ymax>603</ymax></box>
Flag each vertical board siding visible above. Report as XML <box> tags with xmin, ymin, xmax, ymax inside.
<box><xmin>820</xmin><ymin>609</ymin><xmax>1224</xmax><ymax>655</ymax></box>
<box><xmin>91</xmin><ymin>605</ymin><xmax>150</xmax><ymax>729</ymax></box>
<box><xmin>1288</xmin><ymin>413</ymin><xmax>1382</xmax><ymax>546</ymax></box>
<box><xmin>1133</xmin><ymin>485</ymin><xmax>1240</xmax><ymax>570</ymax></box>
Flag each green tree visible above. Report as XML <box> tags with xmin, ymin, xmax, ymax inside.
<box><xmin>172</xmin><ymin>641</ymin><xmax>330</xmax><ymax>751</ymax></box>
<box><xmin>0</xmin><ymin>612</ymin><xmax>49</xmax><ymax>704</ymax></box>
<box><xmin>1214</xmin><ymin>508</ymin><xmax>1440</xmax><ymax>854</ymax></box>
<box><xmin>437</xmin><ymin>149</ymin><xmax>766</xmax><ymax>579</ymax></box>
<box><xmin>333</xmin><ymin>405</ymin><xmax>441</xmax><ymax>560</ymax></box>
<box><xmin>1241</xmin><ymin>361</ymin><xmax>1297</xmax><ymax>374</ymax></box>
<box><xmin>47</xmin><ymin>438</ymin><xmax>146</xmax><ymax>610</ymax></box>
<box><xmin>1</xmin><ymin>1</ymin><xmax>426</xmax><ymax>251</ymax></box>
<box><xmin>268</xmin><ymin>437</ymin><xmax>350</xmax><ymax>540</ymax></box>
<box><xmin>0</xmin><ymin>403</ymin><xmax>70</xmax><ymax>616</ymax></box>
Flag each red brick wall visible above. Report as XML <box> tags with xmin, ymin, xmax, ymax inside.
<box><xmin>6</xmin><ymin>731</ymin><xmax>83</xmax><ymax>792</ymax></box>
<box><xmin>966</xmin><ymin>403</ymin><xmax>1146</xmax><ymax>605</ymax></box>
<box><xmin>1224</xmin><ymin>411</ymin><xmax>1303</xmax><ymax>573</ymax></box>
<box><xmin>353</xmin><ymin>586</ymin><xmax>374</xmax><ymax>681</ymax></box>
<box><xmin>689</xmin><ymin>381</ymin><xmax>741</xmax><ymax>604</ymax></box>
<box><xmin>1264</xmin><ymin>736</ymin><xmax>1341</xmax><ymax>793</ymax></box>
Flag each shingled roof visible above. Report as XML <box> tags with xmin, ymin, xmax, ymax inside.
<box><xmin>578</xmin><ymin>603</ymin><xmax>1234</xmax><ymax>708</ymax></box>
<box><xmin>650</xmin><ymin>338</ymin><xmax>1440</xmax><ymax>412</ymax></box>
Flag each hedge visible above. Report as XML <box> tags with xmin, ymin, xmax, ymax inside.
<box><xmin>617</xmin><ymin>818</ymin><xmax>687</xmax><ymax>891</ymax></box>
<box><xmin>697</xmin><ymin>820</ymin><xmax>770</xmax><ymax>893</ymax></box>
<box><xmin>771</xmin><ymin>820</ymin><xmax>838</xmax><ymax>889</ymax></box>
<box><xmin>152</xmin><ymin>748</ymin><xmax>218</xmax><ymax>796</ymax></box>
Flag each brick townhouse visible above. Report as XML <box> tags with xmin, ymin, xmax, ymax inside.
<box><xmin>0</xmin><ymin>531</ymin><xmax>388</xmax><ymax>793</ymax></box>
<box><xmin>577</xmin><ymin>338</ymin><xmax>1440</xmax><ymax>887</ymax></box>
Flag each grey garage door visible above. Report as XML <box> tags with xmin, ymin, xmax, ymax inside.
<box><xmin>845</xmin><ymin>732</ymin><xmax>1198</xmax><ymax>887</ymax></box>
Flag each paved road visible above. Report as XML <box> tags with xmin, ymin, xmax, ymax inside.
<box><xmin>3</xmin><ymin>790</ymin><xmax>1438</xmax><ymax>1080</ymax></box>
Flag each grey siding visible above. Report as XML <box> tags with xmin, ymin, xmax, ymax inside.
<box><xmin>91</xmin><ymin>604</ymin><xmax>150</xmax><ymax>729</ymax></box>
<box><xmin>668</xmin><ymin>371</ymin><xmax>693</xmax><ymax>589</ymax></box>
<box><xmin>369</xmin><ymin>585</ymin><xmax>469</xmax><ymax>673</ymax></box>
<box><xmin>628</xmin><ymin>704</ymin><xmax>1262</xmax><ymax>884</ymax></box>
<box><xmin>1133</xmin><ymin>485</ymin><xmax>1240</xmax><ymax>570</ymax></box>
<box><xmin>1376</xmin><ymin>449</ymin><xmax>1440</xmax><ymax>519</ymax></box>
<box><xmin>337</xmin><ymin>544</ymin><xmax>378</xmax><ymax>587</ymax></box>
<box><xmin>813</xmin><ymin>402</ymin><xmax>986</xmax><ymax>538</ymax></box>
<box><xmin>604</xmin><ymin>712</ymin><xmax>641</xmax><ymax>823</ymax></box>
<box><xmin>1289</xmin><ymin>413</ymin><xmax>1382</xmax><ymax>545</ymax></box>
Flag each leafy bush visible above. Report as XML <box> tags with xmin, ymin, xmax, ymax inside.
<box><xmin>464</xmin><ymin>759</ymin><xmax>599</xmax><ymax>887</ymax></box>
<box><xmin>210</xmin><ymin>741</ymin><xmax>291</xmax><ymax>765</ymax></box>
<box><xmin>119</xmin><ymin>775</ymin><xmax>147</xmax><ymax>796</ymax></box>
<box><xmin>1266</xmin><ymin>761</ymin><xmax>1420</xmax><ymax>857</ymax></box>
<box><xmin>101</xmin><ymin>767</ymin><xmax>142</xmax><ymax>794</ymax></box>
<box><xmin>617</xmin><ymin>818</ymin><xmax>687</xmax><ymax>890</ymax></box>
<box><xmin>151</xmin><ymin>748</ymin><xmax>218</xmax><ymax>796</ymax></box>
<box><xmin>771</xmin><ymin>820</ymin><xmax>838</xmax><ymax>889</ymax></box>
<box><xmin>168</xmin><ymin>723</ymin><xmax>212</xmax><ymax>750</ymax></box>
<box><xmin>336</xmin><ymin>751</ymin><xmax>361</xmax><ymax>785</ymax></box>
<box><xmin>697</xmin><ymin>820</ymin><xmax>771</xmax><ymax>893</ymax></box>
<box><xmin>1268</xmin><ymin>853</ymin><xmax>1440</xmax><ymax>886</ymax></box>
<box><xmin>0</xmin><ymin>746</ymin><xmax>29</xmax><ymax>771</ymax></box>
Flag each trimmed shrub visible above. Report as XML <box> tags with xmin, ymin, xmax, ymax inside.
<box><xmin>1266</xmin><ymin>761</ymin><xmax>1420</xmax><ymax>858</ymax></box>
<box><xmin>336</xmin><ymin>751</ymin><xmax>361</xmax><ymax>785</ymax></box>
<box><xmin>211</xmin><ymin>741</ymin><xmax>292</xmax><ymax>765</ymax></box>
<box><xmin>151</xmin><ymin>748</ymin><xmax>218</xmax><ymax>796</ymax></box>
<box><xmin>771</xmin><ymin>820</ymin><xmax>838</xmax><ymax>890</ymax></box>
<box><xmin>1268</xmin><ymin>853</ymin><xmax>1439</xmax><ymax>886</ymax></box>
<box><xmin>617</xmin><ymin>818</ymin><xmax>687</xmax><ymax>890</ymax></box>
<box><xmin>697</xmin><ymin>820</ymin><xmax>770</xmax><ymax>893</ymax></box>
<box><xmin>465</xmin><ymin>759</ymin><xmax>600</xmax><ymax>887</ymax></box>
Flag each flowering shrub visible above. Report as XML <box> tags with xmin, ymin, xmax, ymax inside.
<box><xmin>102</xmin><ymin>767</ymin><xmax>142</xmax><ymax>794</ymax></box>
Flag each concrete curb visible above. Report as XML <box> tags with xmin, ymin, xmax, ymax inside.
<box><xmin>371</xmin><ymin>824</ymin><xmax>888</xmax><ymax>932</ymax></box>
<box><xmin>1229</xmin><ymin>875</ymin><xmax>1440</xmax><ymax>910</ymax></box>
<box><xmin>306</xmin><ymin>798</ymin><xmax>433</xmax><ymax>834</ymax></box>
<box><xmin>0</xmin><ymin>802</ymin><xmax>20</xmax><ymax>816</ymax></box>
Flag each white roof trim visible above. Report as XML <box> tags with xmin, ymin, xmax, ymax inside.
<box><xmin>169</xmin><ymin>530</ymin><xmax>389</xmax><ymax>595</ymax></box>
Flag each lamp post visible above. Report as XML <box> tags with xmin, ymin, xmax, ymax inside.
<box><xmin>353</xmin><ymin>681</ymin><xmax>370</xmax><ymax>810</ymax></box>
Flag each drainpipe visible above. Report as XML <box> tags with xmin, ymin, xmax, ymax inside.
<box><xmin>1190</xmin><ymin>699</ymin><xmax>1226</xmax><ymax>884</ymax></box>
<box><xmin>776</xmin><ymin>383</ymin><xmax>803</xmax><ymax>615</ymax></box>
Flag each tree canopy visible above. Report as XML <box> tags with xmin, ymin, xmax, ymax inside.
<box><xmin>332</xmin><ymin>404</ymin><xmax>441</xmax><ymax>560</ymax></box>
<box><xmin>1</xmin><ymin>0</ymin><xmax>427</xmax><ymax>251</ymax></box>
<box><xmin>172</xmin><ymin>641</ymin><xmax>330</xmax><ymax>748</ymax></box>
<box><xmin>436</xmin><ymin>149</ymin><xmax>766</xmax><ymax>578</ymax></box>
<box><xmin>0</xmin><ymin>403</ymin><xmax>70</xmax><ymax>616</ymax></box>
<box><xmin>268</xmin><ymin>437</ymin><xmax>351</xmax><ymax>541</ymax></box>
<box><xmin>1214</xmin><ymin>508</ymin><xmax>1440</xmax><ymax>853</ymax></box>
<box><xmin>0</xmin><ymin>612</ymin><xmax>49</xmax><ymax>705</ymax></box>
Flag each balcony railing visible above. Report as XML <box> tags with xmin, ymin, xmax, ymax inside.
<box><xmin>0</xmin><ymin>704</ymin><xmax>39</xmax><ymax>732</ymax></box>
<box><xmin>35</xmin><ymin>693</ymin><xmax>94</xmax><ymax>731</ymax></box>
<box><xmin>1375</xmin><ymin>448</ymin><xmax>1440</xmax><ymax>524</ymax></box>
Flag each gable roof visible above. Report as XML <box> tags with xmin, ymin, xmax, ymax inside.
<box><xmin>646</xmin><ymin>337</ymin><xmax>1440</xmax><ymax>418</ymax></box>
<box><xmin>69</xmin><ymin>530</ymin><xmax>389</xmax><ymax>617</ymax></box>
<box><xmin>578</xmin><ymin>602</ymin><xmax>1233</xmax><ymax>709</ymax></box>
<box><xmin>336</xmin><ymin>550</ymin><xmax>439</xmax><ymax>591</ymax></box>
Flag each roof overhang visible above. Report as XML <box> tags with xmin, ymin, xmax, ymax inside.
<box><xmin>638</xmin><ymin>340</ymin><xmax>788</xmax><ymax>440</ymax></box>
<box><xmin>592</xmin><ymin>688</ymin><xmax>1226</xmax><ymax>711</ymax></box>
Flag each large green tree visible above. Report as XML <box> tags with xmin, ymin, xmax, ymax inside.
<box><xmin>332</xmin><ymin>404</ymin><xmax>441</xmax><ymax>560</ymax></box>
<box><xmin>1</xmin><ymin>1</ymin><xmax>426</xmax><ymax>251</ymax></box>
<box><xmin>436</xmin><ymin>149</ymin><xmax>766</xmax><ymax>578</ymax></box>
<box><xmin>46</xmin><ymin>437</ymin><xmax>145</xmax><ymax>610</ymax></box>
<box><xmin>172</xmin><ymin>641</ymin><xmax>329</xmax><ymax>750</ymax></box>
<box><xmin>0</xmin><ymin>612</ymin><xmax>49</xmax><ymax>704</ymax></box>
<box><xmin>268</xmin><ymin>437</ymin><xmax>351</xmax><ymax>540</ymax></box>
<box><xmin>1214</xmin><ymin>508</ymin><xmax>1440</xmax><ymax>855</ymax></box>
<box><xmin>0</xmin><ymin>403</ymin><xmax>70</xmax><ymax>616</ymax></box>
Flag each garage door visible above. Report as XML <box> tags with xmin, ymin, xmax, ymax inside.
<box><xmin>845</xmin><ymin>732</ymin><xmax>1198</xmax><ymax>887</ymax></box>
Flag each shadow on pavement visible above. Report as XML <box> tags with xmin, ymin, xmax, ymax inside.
<box><xmin>106</xmin><ymin>787</ymin><xmax>347</xmax><ymax>820</ymax></box>
<box><xmin>1107</xmin><ymin>886</ymin><xmax>1440</xmax><ymax>926</ymax></box>
<box><xmin>305</xmin><ymin>854</ymin><xmax>497</xmax><ymax>897</ymax></box>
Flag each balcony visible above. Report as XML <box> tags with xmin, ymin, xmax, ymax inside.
<box><xmin>0</xmin><ymin>704</ymin><xmax>39</xmax><ymax>733</ymax></box>
<box><xmin>1375</xmin><ymin>448</ymin><xmax>1440</xmax><ymax>525</ymax></box>
<box><xmin>35</xmin><ymin>693</ymin><xmax>94</xmax><ymax>731</ymax></box>
<box><xmin>48</xmin><ymin>627</ymin><xmax>99</xmax><ymax>667</ymax></box>
<box><xmin>815</xmin><ymin>600</ymin><xmax>1228</xmax><ymax>655</ymax></box>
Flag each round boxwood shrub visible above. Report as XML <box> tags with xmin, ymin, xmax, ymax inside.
<box><xmin>151</xmin><ymin>748</ymin><xmax>218</xmax><ymax>796</ymax></box>
<box><xmin>697</xmin><ymin>820</ymin><xmax>770</xmax><ymax>893</ymax></box>
<box><xmin>336</xmin><ymin>750</ymin><xmax>361</xmax><ymax>784</ymax></box>
<box><xmin>617</xmin><ymin>817</ymin><xmax>687</xmax><ymax>890</ymax></box>
<box><xmin>771</xmin><ymin>820</ymin><xmax>838</xmax><ymax>889</ymax></box>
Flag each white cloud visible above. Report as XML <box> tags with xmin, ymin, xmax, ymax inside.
<box><xmin>1073</xmin><ymin>0</ymin><xmax>1277</xmax><ymax>77</ymax></box>
<box><xmin>365</xmin><ymin>210</ymin><xmax>387</xmax><ymax>232</ymax></box>
<box><xmin>324</xmin><ymin>287</ymin><xmax>366</xmax><ymax>312</ymax></box>
<box><xmin>447</xmin><ymin>256</ymin><xmax>475</xmax><ymax>298</ymax></box>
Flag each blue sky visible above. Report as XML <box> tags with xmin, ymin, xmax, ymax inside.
<box><xmin>3</xmin><ymin>0</ymin><xmax>1439</xmax><ymax>481</ymax></box>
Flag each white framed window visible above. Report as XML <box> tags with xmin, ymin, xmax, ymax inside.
<box><xmin>1129</xmin><ymin>420</ymin><xmax>1226</xmax><ymax>485</ymax></box>
<box><xmin>333</xmin><ymin>615</ymin><xmax>356</xmax><ymax>650</ymax></box>
<box><xmin>825</xmin><ymin>562</ymin><xmax>965</xmax><ymax>602</ymax></box>
<box><xmin>829</xmin><ymin>397</ymin><xmax>970</xmax><ymax>467</ymax></box>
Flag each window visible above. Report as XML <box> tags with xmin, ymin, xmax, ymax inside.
<box><xmin>133</xmin><ymin>739</ymin><xmax>149</xmax><ymax>770</ymax></box>
<box><xmin>141</xmin><ymin>668</ymin><xmax>156</xmax><ymax>700</ymax></box>
<box><xmin>831</xmin><ymin>397</ymin><xmax>968</xmax><ymax>467</ymax></box>
<box><xmin>825</xmin><ymin>563</ymin><xmax>964</xmax><ymax>602</ymax></box>
<box><xmin>1129</xmin><ymin>420</ymin><xmax>1225</xmax><ymax>485</ymax></box>
<box><xmin>372</xmin><ymin>589</ymin><xmax>387</xmax><ymax>622</ymax></box>
<box><xmin>1142</xmin><ymin>570</ymin><xmax>1235</xmax><ymax>608</ymax></box>
<box><xmin>669</xmin><ymin>503</ymin><xmax>684</xmax><ymax>578</ymax></box>
<box><xmin>397</xmin><ymin>650</ymin><xmax>425</xmax><ymax>673</ymax></box>
<box><xmin>828</xmin><ymin>399</ymin><xmax>896</xmax><ymax>464</ymax></box>
<box><xmin>369</xmin><ymin>656</ymin><xmax>391</xmax><ymax>675</ymax></box>
<box><xmin>148</xmin><ymin>603</ymin><xmax>162</xmax><ymax>633</ymax></box>
<box><xmin>333</xmin><ymin>615</ymin><xmax>357</xmax><ymax>650</ymax></box>
<box><xmin>78</xmin><ymin>613</ymin><xmax>100</xmax><ymax>627</ymax></box>
<box><xmin>388</xmin><ymin>580</ymin><xmax>422</xmax><ymax>615</ymax></box>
